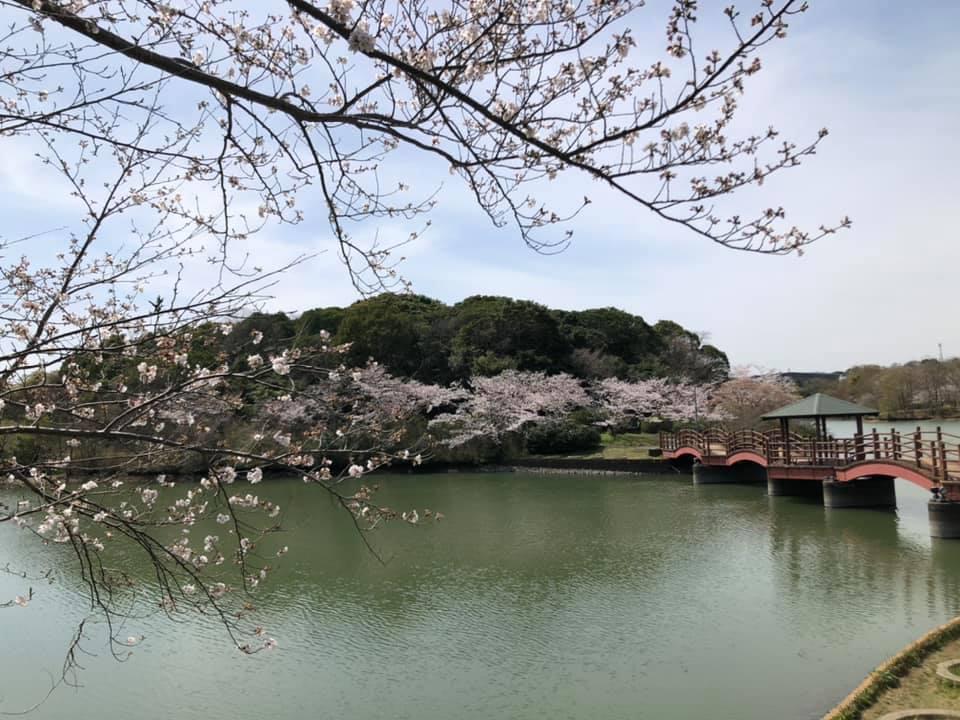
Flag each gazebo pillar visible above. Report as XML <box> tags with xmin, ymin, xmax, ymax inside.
<box><xmin>780</xmin><ymin>418</ymin><xmax>791</xmax><ymax>463</ymax></box>
<box><xmin>855</xmin><ymin>416</ymin><xmax>865</xmax><ymax>460</ymax></box>
<box><xmin>813</xmin><ymin>415</ymin><xmax>828</xmax><ymax>464</ymax></box>
<box><xmin>812</xmin><ymin>416</ymin><xmax>822</xmax><ymax>464</ymax></box>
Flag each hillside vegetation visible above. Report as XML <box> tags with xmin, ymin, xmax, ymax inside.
<box><xmin>1</xmin><ymin>295</ymin><xmax>731</xmax><ymax>470</ymax></box>
<box><xmin>289</xmin><ymin>294</ymin><xmax>729</xmax><ymax>385</ymax></box>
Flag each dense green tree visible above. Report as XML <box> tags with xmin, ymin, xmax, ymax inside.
<box><xmin>653</xmin><ymin>321</ymin><xmax>729</xmax><ymax>382</ymax></box>
<box><xmin>448</xmin><ymin>296</ymin><xmax>570</xmax><ymax>377</ymax></box>
<box><xmin>222</xmin><ymin>313</ymin><xmax>297</xmax><ymax>361</ymax></box>
<box><xmin>550</xmin><ymin>311</ymin><xmax>728</xmax><ymax>381</ymax></box>
<box><xmin>181</xmin><ymin>295</ymin><xmax>725</xmax><ymax>386</ymax></box>
<box><xmin>558</xmin><ymin>308</ymin><xmax>663</xmax><ymax>369</ymax></box>
<box><xmin>295</xmin><ymin>306</ymin><xmax>346</xmax><ymax>342</ymax></box>
<box><xmin>336</xmin><ymin>294</ymin><xmax>447</xmax><ymax>379</ymax></box>
<box><xmin>567</xmin><ymin>348</ymin><xmax>630</xmax><ymax>379</ymax></box>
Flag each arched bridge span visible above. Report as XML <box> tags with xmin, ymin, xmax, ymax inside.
<box><xmin>726</xmin><ymin>451</ymin><xmax>768</xmax><ymax>468</ymax></box>
<box><xmin>834</xmin><ymin>461</ymin><xmax>937</xmax><ymax>490</ymax></box>
<box><xmin>660</xmin><ymin>428</ymin><xmax>960</xmax><ymax>498</ymax></box>
<box><xmin>671</xmin><ymin>446</ymin><xmax>703</xmax><ymax>463</ymax></box>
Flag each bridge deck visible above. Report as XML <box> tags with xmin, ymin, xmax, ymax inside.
<box><xmin>659</xmin><ymin>428</ymin><xmax>960</xmax><ymax>492</ymax></box>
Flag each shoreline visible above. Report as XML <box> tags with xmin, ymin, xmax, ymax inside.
<box><xmin>16</xmin><ymin>457</ymin><xmax>686</xmax><ymax>484</ymax></box>
<box><xmin>510</xmin><ymin>465</ymin><xmax>673</xmax><ymax>476</ymax></box>
<box><xmin>509</xmin><ymin>457</ymin><xmax>685</xmax><ymax>475</ymax></box>
<box><xmin>822</xmin><ymin>615</ymin><xmax>960</xmax><ymax>719</ymax></box>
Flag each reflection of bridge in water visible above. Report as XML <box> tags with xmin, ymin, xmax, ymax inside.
<box><xmin>658</xmin><ymin>394</ymin><xmax>960</xmax><ymax>538</ymax></box>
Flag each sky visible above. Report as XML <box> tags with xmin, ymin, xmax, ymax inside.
<box><xmin>6</xmin><ymin>1</ymin><xmax>960</xmax><ymax>373</ymax></box>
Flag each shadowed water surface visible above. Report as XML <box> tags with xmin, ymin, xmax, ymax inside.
<box><xmin>2</xmin><ymin>472</ymin><xmax>960</xmax><ymax>719</ymax></box>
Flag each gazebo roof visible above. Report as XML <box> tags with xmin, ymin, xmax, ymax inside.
<box><xmin>761</xmin><ymin>393</ymin><xmax>878</xmax><ymax>420</ymax></box>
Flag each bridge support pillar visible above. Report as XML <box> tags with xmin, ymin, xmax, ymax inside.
<box><xmin>767</xmin><ymin>477</ymin><xmax>823</xmax><ymax>500</ymax></box>
<box><xmin>692</xmin><ymin>464</ymin><xmax>736</xmax><ymax>484</ymax></box>
<box><xmin>929</xmin><ymin>501</ymin><xmax>960</xmax><ymax>538</ymax></box>
<box><xmin>823</xmin><ymin>477</ymin><xmax>896</xmax><ymax>509</ymax></box>
<box><xmin>693</xmin><ymin>463</ymin><xmax>766</xmax><ymax>485</ymax></box>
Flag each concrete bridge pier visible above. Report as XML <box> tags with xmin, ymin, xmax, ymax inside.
<box><xmin>767</xmin><ymin>477</ymin><xmax>824</xmax><ymax>500</ymax></box>
<box><xmin>693</xmin><ymin>462</ymin><xmax>767</xmax><ymax>485</ymax></box>
<box><xmin>929</xmin><ymin>501</ymin><xmax>960</xmax><ymax>538</ymax></box>
<box><xmin>822</xmin><ymin>476</ymin><xmax>896</xmax><ymax>509</ymax></box>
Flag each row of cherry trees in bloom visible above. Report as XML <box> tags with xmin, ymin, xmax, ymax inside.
<box><xmin>249</xmin><ymin>363</ymin><xmax>720</xmax><ymax>457</ymax></box>
<box><xmin>347</xmin><ymin>367</ymin><xmax>738</xmax><ymax>450</ymax></box>
<box><xmin>251</xmin><ymin>361</ymin><xmax>799</xmax><ymax>457</ymax></box>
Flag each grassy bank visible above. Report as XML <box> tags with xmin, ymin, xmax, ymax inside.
<box><xmin>824</xmin><ymin>617</ymin><xmax>960</xmax><ymax>719</ymax></box>
<box><xmin>858</xmin><ymin>636</ymin><xmax>960</xmax><ymax>718</ymax></box>
<box><xmin>526</xmin><ymin>432</ymin><xmax>661</xmax><ymax>461</ymax></box>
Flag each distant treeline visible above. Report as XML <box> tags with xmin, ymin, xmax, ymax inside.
<box><xmin>787</xmin><ymin>361</ymin><xmax>960</xmax><ymax>419</ymax></box>
<box><xmin>241</xmin><ymin>293</ymin><xmax>729</xmax><ymax>384</ymax></box>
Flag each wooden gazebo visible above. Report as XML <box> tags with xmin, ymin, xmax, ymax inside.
<box><xmin>761</xmin><ymin>393</ymin><xmax>878</xmax><ymax>463</ymax></box>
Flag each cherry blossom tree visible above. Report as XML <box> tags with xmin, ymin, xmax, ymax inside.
<box><xmin>596</xmin><ymin>376</ymin><xmax>715</xmax><ymax>428</ymax></box>
<box><xmin>5</xmin><ymin>0</ymin><xmax>847</xmax><ymax>297</ymax></box>
<box><xmin>669</xmin><ymin>380</ymin><xmax>726</xmax><ymax>423</ymax></box>
<box><xmin>709</xmin><ymin>367</ymin><xmax>799</xmax><ymax>429</ymax></box>
<box><xmin>596</xmin><ymin>377</ymin><xmax>670</xmax><ymax>429</ymax></box>
<box><xmin>430</xmin><ymin>370</ymin><xmax>590</xmax><ymax>446</ymax></box>
<box><xmin>259</xmin><ymin>360</ymin><xmax>466</xmax><ymax>456</ymax></box>
<box><xmin>351</xmin><ymin>362</ymin><xmax>467</xmax><ymax>424</ymax></box>
<box><xmin>0</xmin><ymin>206</ymin><xmax>433</xmax><ymax>690</ymax></box>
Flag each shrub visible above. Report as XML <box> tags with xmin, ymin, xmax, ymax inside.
<box><xmin>525</xmin><ymin>421</ymin><xmax>602</xmax><ymax>455</ymax></box>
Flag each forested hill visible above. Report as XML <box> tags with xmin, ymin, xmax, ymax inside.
<box><xmin>240</xmin><ymin>294</ymin><xmax>729</xmax><ymax>384</ymax></box>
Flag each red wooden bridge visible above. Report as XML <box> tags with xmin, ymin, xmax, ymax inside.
<box><xmin>659</xmin><ymin>427</ymin><xmax>960</xmax><ymax>498</ymax></box>
<box><xmin>657</xmin><ymin>394</ymin><xmax>960</xmax><ymax>537</ymax></box>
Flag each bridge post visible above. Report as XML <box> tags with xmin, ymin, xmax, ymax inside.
<box><xmin>822</xmin><ymin>477</ymin><xmax>896</xmax><ymax>509</ymax></box>
<box><xmin>693</xmin><ymin>462</ymin><xmax>767</xmax><ymax>485</ymax></box>
<box><xmin>767</xmin><ymin>477</ymin><xmax>823</xmax><ymax>500</ymax></box>
<box><xmin>929</xmin><ymin>500</ymin><xmax>960</xmax><ymax>539</ymax></box>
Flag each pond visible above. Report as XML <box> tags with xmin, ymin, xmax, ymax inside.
<box><xmin>2</xmin><ymin>471</ymin><xmax>960</xmax><ymax>719</ymax></box>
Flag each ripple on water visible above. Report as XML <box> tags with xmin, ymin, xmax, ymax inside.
<box><xmin>3</xmin><ymin>473</ymin><xmax>960</xmax><ymax>720</ymax></box>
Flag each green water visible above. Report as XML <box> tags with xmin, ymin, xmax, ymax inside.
<box><xmin>2</xmin><ymin>472</ymin><xmax>960</xmax><ymax>720</ymax></box>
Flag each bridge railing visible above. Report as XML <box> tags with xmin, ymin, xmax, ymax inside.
<box><xmin>659</xmin><ymin>429</ymin><xmax>699</xmax><ymax>452</ymax></box>
<box><xmin>659</xmin><ymin>427</ymin><xmax>960</xmax><ymax>484</ymax></box>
